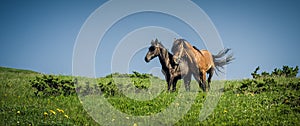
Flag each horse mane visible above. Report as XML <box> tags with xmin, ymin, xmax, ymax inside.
<box><xmin>192</xmin><ymin>46</ymin><xmax>200</xmax><ymax>52</ymax></box>
<box><xmin>192</xmin><ymin>45</ymin><xmax>204</xmax><ymax>55</ymax></box>
<box><xmin>176</xmin><ymin>39</ymin><xmax>204</xmax><ymax>56</ymax></box>
<box><xmin>157</xmin><ymin>42</ymin><xmax>166</xmax><ymax>48</ymax></box>
<box><xmin>160</xmin><ymin>43</ymin><xmax>176</xmax><ymax>66</ymax></box>
<box><xmin>155</xmin><ymin>40</ymin><xmax>176</xmax><ymax>67</ymax></box>
<box><xmin>152</xmin><ymin>39</ymin><xmax>166</xmax><ymax>49</ymax></box>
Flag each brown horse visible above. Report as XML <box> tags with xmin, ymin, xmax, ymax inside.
<box><xmin>172</xmin><ymin>39</ymin><xmax>234</xmax><ymax>92</ymax></box>
<box><xmin>145</xmin><ymin>39</ymin><xmax>192</xmax><ymax>91</ymax></box>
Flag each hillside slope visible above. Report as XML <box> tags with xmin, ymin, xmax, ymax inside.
<box><xmin>0</xmin><ymin>67</ymin><xmax>299</xmax><ymax>125</ymax></box>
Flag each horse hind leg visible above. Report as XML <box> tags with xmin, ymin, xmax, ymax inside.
<box><xmin>207</xmin><ymin>67</ymin><xmax>215</xmax><ymax>91</ymax></box>
<box><xmin>194</xmin><ymin>73</ymin><xmax>205</xmax><ymax>92</ymax></box>
<box><xmin>201</xmin><ymin>70</ymin><xmax>208</xmax><ymax>92</ymax></box>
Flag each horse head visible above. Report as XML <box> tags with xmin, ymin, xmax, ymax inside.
<box><xmin>145</xmin><ymin>39</ymin><xmax>162</xmax><ymax>63</ymax></box>
<box><xmin>171</xmin><ymin>39</ymin><xmax>185</xmax><ymax>64</ymax></box>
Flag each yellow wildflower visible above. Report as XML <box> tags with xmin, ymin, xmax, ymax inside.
<box><xmin>49</xmin><ymin>110</ymin><xmax>56</xmax><ymax>115</ymax></box>
<box><xmin>133</xmin><ymin>122</ymin><xmax>138</xmax><ymax>126</ymax></box>
<box><xmin>44</xmin><ymin>112</ymin><xmax>48</xmax><ymax>116</ymax></box>
<box><xmin>284</xmin><ymin>99</ymin><xmax>289</xmax><ymax>103</ymax></box>
<box><xmin>17</xmin><ymin>111</ymin><xmax>20</xmax><ymax>114</ymax></box>
<box><xmin>223</xmin><ymin>109</ymin><xmax>228</xmax><ymax>114</ymax></box>
<box><xmin>236</xmin><ymin>94</ymin><xmax>240</xmax><ymax>97</ymax></box>
<box><xmin>56</xmin><ymin>108</ymin><xmax>64</xmax><ymax>113</ymax></box>
<box><xmin>64</xmin><ymin>114</ymin><xmax>69</xmax><ymax>118</ymax></box>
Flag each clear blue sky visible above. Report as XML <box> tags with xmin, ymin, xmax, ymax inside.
<box><xmin>1</xmin><ymin>0</ymin><xmax>299</xmax><ymax>79</ymax></box>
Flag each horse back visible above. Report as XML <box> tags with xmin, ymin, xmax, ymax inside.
<box><xmin>192</xmin><ymin>49</ymin><xmax>215</xmax><ymax>71</ymax></box>
<box><xmin>182</xmin><ymin>40</ymin><xmax>214</xmax><ymax>71</ymax></box>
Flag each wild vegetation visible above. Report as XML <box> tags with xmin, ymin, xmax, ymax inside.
<box><xmin>0</xmin><ymin>66</ymin><xmax>299</xmax><ymax>125</ymax></box>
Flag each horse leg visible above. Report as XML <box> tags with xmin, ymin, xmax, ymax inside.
<box><xmin>161</xmin><ymin>69</ymin><xmax>168</xmax><ymax>80</ymax></box>
<box><xmin>194</xmin><ymin>73</ymin><xmax>205</xmax><ymax>92</ymax></box>
<box><xmin>166</xmin><ymin>73</ymin><xmax>172</xmax><ymax>91</ymax></box>
<box><xmin>183</xmin><ymin>73</ymin><xmax>191</xmax><ymax>91</ymax></box>
<box><xmin>168</xmin><ymin>75</ymin><xmax>172</xmax><ymax>91</ymax></box>
<box><xmin>207</xmin><ymin>67</ymin><xmax>214</xmax><ymax>91</ymax></box>
<box><xmin>162</xmin><ymin>69</ymin><xmax>171</xmax><ymax>91</ymax></box>
<box><xmin>202</xmin><ymin>71</ymin><xmax>209</xmax><ymax>92</ymax></box>
<box><xmin>201</xmin><ymin>70</ymin><xmax>208</xmax><ymax>92</ymax></box>
<box><xmin>172</xmin><ymin>77</ymin><xmax>179</xmax><ymax>92</ymax></box>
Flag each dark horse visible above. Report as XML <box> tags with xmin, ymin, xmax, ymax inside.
<box><xmin>145</xmin><ymin>39</ymin><xmax>192</xmax><ymax>91</ymax></box>
<box><xmin>172</xmin><ymin>39</ymin><xmax>234</xmax><ymax>92</ymax></box>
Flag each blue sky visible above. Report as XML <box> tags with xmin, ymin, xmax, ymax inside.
<box><xmin>1</xmin><ymin>0</ymin><xmax>299</xmax><ymax>79</ymax></box>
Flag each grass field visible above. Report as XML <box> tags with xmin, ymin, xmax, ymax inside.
<box><xmin>0</xmin><ymin>66</ymin><xmax>299</xmax><ymax>125</ymax></box>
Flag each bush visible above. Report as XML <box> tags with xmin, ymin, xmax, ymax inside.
<box><xmin>105</xmin><ymin>71</ymin><xmax>154</xmax><ymax>79</ymax></box>
<box><xmin>272</xmin><ymin>66</ymin><xmax>299</xmax><ymax>77</ymax></box>
<box><xmin>251</xmin><ymin>66</ymin><xmax>299</xmax><ymax>79</ymax></box>
<box><xmin>30</xmin><ymin>71</ymin><xmax>154</xmax><ymax>97</ymax></box>
<box><xmin>242</xmin><ymin>66</ymin><xmax>299</xmax><ymax>94</ymax></box>
<box><xmin>237</xmin><ymin>66</ymin><xmax>300</xmax><ymax>112</ymax></box>
<box><xmin>132</xmin><ymin>71</ymin><xmax>152</xmax><ymax>79</ymax></box>
<box><xmin>30</xmin><ymin>75</ymin><xmax>76</xmax><ymax>97</ymax></box>
<box><xmin>238</xmin><ymin>78</ymin><xmax>277</xmax><ymax>94</ymax></box>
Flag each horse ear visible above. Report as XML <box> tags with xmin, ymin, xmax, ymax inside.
<box><xmin>154</xmin><ymin>38</ymin><xmax>159</xmax><ymax>45</ymax></box>
<box><xmin>151</xmin><ymin>40</ymin><xmax>154</xmax><ymax>45</ymax></box>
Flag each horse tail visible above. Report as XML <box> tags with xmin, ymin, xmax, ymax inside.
<box><xmin>213</xmin><ymin>48</ymin><xmax>235</xmax><ymax>73</ymax></box>
<box><xmin>213</xmin><ymin>48</ymin><xmax>231</xmax><ymax>58</ymax></box>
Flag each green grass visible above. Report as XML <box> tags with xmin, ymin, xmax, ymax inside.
<box><xmin>0</xmin><ymin>66</ymin><xmax>299</xmax><ymax>125</ymax></box>
<box><xmin>0</xmin><ymin>67</ymin><xmax>98</xmax><ymax>125</ymax></box>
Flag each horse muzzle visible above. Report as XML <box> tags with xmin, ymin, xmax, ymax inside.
<box><xmin>145</xmin><ymin>56</ymin><xmax>150</xmax><ymax>63</ymax></box>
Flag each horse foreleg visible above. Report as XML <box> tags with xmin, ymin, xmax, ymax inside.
<box><xmin>168</xmin><ymin>81</ymin><xmax>172</xmax><ymax>91</ymax></box>
<box><xmin>161</xmin><ymin>69</ymin><xmax>167</xmax><ymax>80</ymax></box>
<box><xmin>183</xmin><ymin>73</ymin><xmax>191</xmax><ymax>91</ymax></box>
<box><xmin>162</xmin><ymin>69</ymin><xmax>171</xmax><ymax>91</ymax></box>
<box><xmin>172</xmin><ymin>77</ymin><xmax>179</xmax><ymax>92</ymax></box>
<box><xmin>167</xmin><ymin>75</ymin><xmax>172</xmax><ymax>91</ymax></box>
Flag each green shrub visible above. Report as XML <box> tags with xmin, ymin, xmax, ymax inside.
<box><xmin>241</xmin><ymin>66</ymin><xmax>299</xmax><ymax>94</ymax></box>
<box><xmin>238</xmin><ymin>78</ymin><xmax>277</xmax><ymax>94</ymax></box>
<box><xmin>272</xmin><ymin>66</ymin><xmax>299</xmax><ymax>77</ymax></box>
<box><xmin>132</xmin><ymin>71</ymin><xmax>152</xmax><ymax>79</ymax></box>
<box><xmin>105</xmin><ymin>71</ymin><xmax>155</xmax><ymax>79</ymax></box>
<box><xmin>237</xmin><ymin>66</ymin><xmax>300</xmax><ymax>113</ymax></box>
<box><xmin>30</xmin><ymin>75</ymin><xmax>76</xmax><ymax>97</ymax></box>
<box><xmin>251</xmin><ymin>66</ymin><xmax>299</xmax><ymax>79</ymax></box>
<box><xmin>30</xmin><ymin>71</ymin><xmax>153</xmax><ymax>97</ymax></box>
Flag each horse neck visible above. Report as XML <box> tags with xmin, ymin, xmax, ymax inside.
<box><xmin>158</xmin><ymin>47</ymin><xmax>173</xmax><ymax>70</ymax></box>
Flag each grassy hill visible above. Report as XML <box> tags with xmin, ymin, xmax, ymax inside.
<box><xmin>0</xmin><ymin>66</ymin><xmax>299</xmax><ymax>125</ymax></box>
